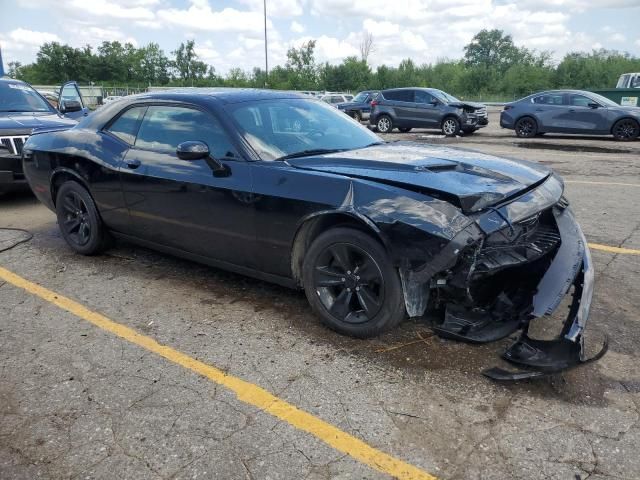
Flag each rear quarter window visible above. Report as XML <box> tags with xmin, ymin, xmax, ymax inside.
<box><xmin>105</xmin><ymin>106</ymin><xmax>146</xmax><ymax>144</ymax></box>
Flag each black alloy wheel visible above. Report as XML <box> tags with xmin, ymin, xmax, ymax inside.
<box><xmin>55</xmin><ymin>181</ymin><xmax>110</xmax><ymax>255</ymax></box>
<box><xmin>515</xmin><ymin>117</ymin><xmax>537</xmax><ymax>138</ymax></box>
<box><xmin>612</xmin><ymin>119</ymin><xmax>640</xmax><ymax>141</ymax></box>
<box><xmin>302</xmin><ymin>228</ymin><xmax>405</xmax><ymax>338</ymax></box>
<box><xmin>61</xmin><ymin>190</ymin><xmax>92</xmax><ymax>246</ymax></box>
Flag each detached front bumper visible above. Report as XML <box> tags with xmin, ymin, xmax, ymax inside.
<box><xmin>484</xmin><ymin>207</ymin><xmax>607</xmax><ymax>380</ymax></box>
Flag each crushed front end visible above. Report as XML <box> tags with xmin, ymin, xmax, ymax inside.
<box><xmin>405</xmin><ymin>174</ymin><xmax>607</xmax><ymax>380</ymax></box>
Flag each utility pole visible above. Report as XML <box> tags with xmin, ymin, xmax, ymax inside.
<box><xmin>263</xmin><ymin>0</ymin><xmax>268</xmax><ymax>88</ymax></box>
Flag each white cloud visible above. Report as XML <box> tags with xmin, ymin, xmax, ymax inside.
<box><xmin>156</xmin><ymin>1</ymin><xmax>270</xmax><ymax>34</ymax></box>
<box><xmin>290</xmin><ymin>21</ymin><xmax>305</xmax><ymax>33</ymax></box>
<box><xmin>239</xmin><ymin>0</ymin><xmax>303</xmax><ymax>17</ymax></box>
<box><xmin>362</xmin><ymin>19</ymin><xmax>400</xmax><ymax>37</ymax></box>
<box><xmin>611</xmin><ymin>33</ymin><xmax>626</xmax><ymax>42</ymax></box>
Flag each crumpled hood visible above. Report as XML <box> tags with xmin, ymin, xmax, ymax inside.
<box><xmin>0</xmin><ymin>112</ymin><xmax>76</xmax><ymax>133</ymax></box>
<box><xmin>287</xmin><ymin>142</ymin><xmax>552</xmax><ymax>213</ymax></box>
<box><xmin>448</xmin><ymin>101</ymin><xmax>485</xmax><ymax>110</ymax></box>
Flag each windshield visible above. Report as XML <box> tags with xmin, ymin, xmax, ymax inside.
<box><xmin>227</xmin><ymin>98</ymin><xmax>382</xmax><ymax>161</ymax></box>
<box><xmin>431</xmin><ymin>90</ymin><xmax>460</xmax><ymax>103</ymax></box>
<box><xmin>0</xmin><ymin>82</ymin><xmax>54</xmax><ymax>113</ymax></box>
<box><xmin>588</xmin><ymin>92</ymin><xmax>619</xmax><ymax>107</ymax></box>
<box><xmin>352</xmin><ymin>92</ymin><xmax>369</xmax><ymax>103</ymax></box>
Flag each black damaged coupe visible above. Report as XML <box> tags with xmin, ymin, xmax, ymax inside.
<box><xmin>22</xmin><ymin>89</ymin><xmax>606</xmax><ymax>379</ymax></box>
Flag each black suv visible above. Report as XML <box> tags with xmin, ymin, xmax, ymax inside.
<box><xmin>1</xmin><ymin>78</ymin><xmax>77</xmax><ymax>194</ymax></box>
<box><xmin>370</xmin><ymin>87</ymin><xmax>488</xmax><ymax>136</ymax></box>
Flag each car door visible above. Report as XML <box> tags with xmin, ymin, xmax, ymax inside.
<box><xmin>561</xmin><ymin>94</ymin><xmax>609</xmax><ymax>133</ymax></box>
<box><xmin>413</xmin><ymin>90</ymin><xmax>440</xmax><ymax>127</ymax></box>
<box><xmin>57</xmin><ymin>81</ymin><xmax>89</xmax><ymax>120</ymax></box>
<box><xmin>118</xmin><ymin>103</ymin><xmax>257</xmax><ymax>269</ymax></box>
<box><xmin>385</xmin><ymin>90</ymin><xmax>415</xmax><ymax>127</ymax></box>
<box><xmin>529</xmin><ymin>93</ymin><xmax>567</xmax><ymax>132</ymax></box>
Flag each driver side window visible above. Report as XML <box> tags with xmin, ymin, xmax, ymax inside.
<box><xmin>135</xmin><ymin>106</ymin><xmax>238</xmax><ymax>159</ymax></box>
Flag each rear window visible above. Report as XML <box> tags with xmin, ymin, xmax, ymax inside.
<box><xmin>382</xmin><ymin>90</ymin><xmax>412</xmax><ymax>102</ymax></box>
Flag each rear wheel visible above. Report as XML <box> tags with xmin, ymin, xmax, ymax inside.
<box><xmin>302</xmin><ymin>228</ymin><xmax>405</xmax><ymax>338</ymax></box>
<box><xmin>612</xmin><ymin>118</ymin><xmax>639</xmax><ymax>141</ymax></box>
<box><xmin>55</xmin><ymin>181</ymin><xmax>110</xmax><ymax>255</ymax></box>
<box><xmin>441</xmin><ymin>117</ymin><xmax>460</xmax><ymax>136</ymax></box>
<box><xmin>376</xmin><ymin>115</ymin><xmax>393</xmax><ymax>133</ymax></box>
<box><xmin>515</xmin><ymin>117</ymin><xmax>537</xmax><ymax>138</ymax></box>
<box><xmin>398</xmin><ymin>127</ymin><xmax>412</xmax><ymax>133</ymax></box>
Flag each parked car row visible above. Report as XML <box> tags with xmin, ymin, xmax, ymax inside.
<box><xmin>332</xmin><ymin>86</ymin><xmax>640</xmax><ymax>141</ymax></box>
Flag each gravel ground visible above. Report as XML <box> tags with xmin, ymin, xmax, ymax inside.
<box><xmin>1</xmin><ymin>109</ymin><xmax>639</xmax><ymax>479</ymax></box>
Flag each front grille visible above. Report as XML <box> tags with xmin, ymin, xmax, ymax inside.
<box><xmin>0</xmin><ymin>136</ymin><xmax>29</xmax><ymax>155</ymax></box>
<box><xmin>475</xmin><ymin>215</ymin><xmax>561</xmax><ymax>273</ymax></box>
<box><xmin>476</xmin><ymin>107</ymin><xmax>487</xmax><ymax>118</ymax></box>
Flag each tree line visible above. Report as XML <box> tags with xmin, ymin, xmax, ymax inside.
<box><xmin>7</xmin><ymin>30</ymin><xmax>640</xmax><ymax>99</ymax></box>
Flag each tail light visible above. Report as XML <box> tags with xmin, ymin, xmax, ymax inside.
<box><xmin>370</xmin><ymin>100</ymin><xmax>378</xmax><ymax>107</ymax></box>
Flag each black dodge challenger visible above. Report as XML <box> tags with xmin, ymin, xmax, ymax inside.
<box><xmin>22</xmin><ymin>89</ymin><xmax>606</xmax><ymax>379</ymax></box>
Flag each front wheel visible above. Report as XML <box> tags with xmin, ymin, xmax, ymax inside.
<box><xmin>352</xmin><ymin>111</ymin><xmax>362</xmax><ymax>123</ymax></box>
<box><xmin>55</xmin><ymin>181</ymin><xmax>111</xmax><ymax>255</ymax></box>
<box><xmin>442</xmin><ymin>117</ymin><xmax>460</xmax><ymax>136</ymax></box>
<box><xmin>376</xmin><ymin>115</ymin><xmax>393</xmax><ymax>133</ymax></box>
<box><xmin>612</xmin><ymin>118</ymin><xmax>639</xmax><ymax>141</ymax></box>
<box><xmin>302</xmin><ymin>228</ymin><xmax>405</xmax><ymax>338</ymax></box>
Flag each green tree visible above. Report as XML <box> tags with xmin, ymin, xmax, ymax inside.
<box><xmin>285</xmin><ymin>40</ymin><xmax>318</xmax><ymax>89</ymax></box>
<box><xmin>464</xmin><ymin>29</ymin><xmax>523</xmax><ymax>73</ymax></box>
<box><xmin>172</xmin><ymin>40</ymin><xmax>208</xmax><ymax>84</ymax></box>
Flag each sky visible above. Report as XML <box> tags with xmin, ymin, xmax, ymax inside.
<box><xmin>1</xmin><ymin>0</ymin><xmax>640</xmax><ymax>75</ymax></box>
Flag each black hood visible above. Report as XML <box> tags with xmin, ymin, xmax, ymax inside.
<box><xmin>0</xmin><ymin>111</ymin><xmax>76</xmax><ymax>135</ymax></box>
<box><xmin>287</xmin><ymin>142</ymin><xmax>551</xmax><ymax>213</ymax></box>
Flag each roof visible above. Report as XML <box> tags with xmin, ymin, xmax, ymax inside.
<box><xmin>129</xmin><ymin>88</ymin><xmax>307</xmax><ymax>105</ymax></box>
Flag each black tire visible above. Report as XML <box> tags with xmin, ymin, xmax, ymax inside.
<box><xmin>302</xmin><ymin>227</ymin><xmax>405</xmax><ymax>338</ymax></box>
<box><xmin>55</xmin><ymin>181</ymin><xmax>111</xmax><ymax>255</ymax></box>
<box><xmin>461</xmin><ymin>128</ymin><xmax>476</xmax><ymax>136</ymax></box>
<box><xmin>376</xmin><ymin>115</ymin><xmax>393</xmax><ymax>133</ymax></box>
<box><xmin>398</xmin><ymin>127</ymin><xmax>412</xmax><ymax>133</ymax></box>
<box><xmin>515</xmin><ymin>116</ymin><xmax>538</xmax><ymax>138</ymax></box>
<box><xmin>441</xmin><ymin>117</ymin><xmax>460</xmax><ymax>137</ymax></box>
<box><xmin>612</xmin><ymin>118</ymin><xmax>639</xmax><ymax>141</ymax></box>
<box><xmin>352</xmin><ymin>111</ymin><xmax>362</xmax><ymax>123</ymax></box>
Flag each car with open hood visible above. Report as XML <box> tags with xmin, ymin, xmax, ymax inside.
<box><xmin>22</xmin><ymin>89</ymin><xmax>605</xmax><ymax>379</ymax></box>
<box><xmin>0</xmin><ymin>78</ymin><xmax>77</xmax><ymax>194</ymax></box>
<box><xmin>370</xmin><ymin>87</ymin><xmax>488</xmax><ymax>136</ymax></box>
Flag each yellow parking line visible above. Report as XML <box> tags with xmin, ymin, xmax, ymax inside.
<box><xmin>0</xmin><ymin>265</ymin><xmax>437</xmax><ymax>480</ymax></box>
<box><xmin>588</xmin><ymin>243</ymin><xmax>640</xmax><ymax>255</ymax></box>
<box><xmin>565</xmin><ymin>180</ymin><xmax>640</xmax><ymax>188</ymax></box>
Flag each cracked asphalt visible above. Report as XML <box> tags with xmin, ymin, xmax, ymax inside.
<box><xmin>1</xmin><ymin>109</ymin><xmax>639</xmax><ymax>479</ymax></box>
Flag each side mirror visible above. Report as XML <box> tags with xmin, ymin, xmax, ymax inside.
<box><xmin>60</xmin><ymin>100</ymin><xmax>82</xmax><ymax>113</ymax></box>
<box><xmin>177</xmin><ymin>141</ymin><xmax>210</xmax><ymax>160</ymax></box>
<box><xmin>588</xmin><ymin>103</ymin><xmax>600</xmax><ymax>109</ymax></box>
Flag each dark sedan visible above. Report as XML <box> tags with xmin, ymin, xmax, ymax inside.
<box><xmin>22</xmin><ymin>89</ymin><xmax>605</xmax><ymax>379</ymax></box>
<box><xmin>501</xmin><ymin>90</ymin><xmax>640</xmax><ymax>141</ymax></box>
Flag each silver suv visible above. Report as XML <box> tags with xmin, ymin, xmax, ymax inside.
<box><xmin>370</xmin><ymin>87</ymin><xmax>488</xmax><ymax>136</ymax></box>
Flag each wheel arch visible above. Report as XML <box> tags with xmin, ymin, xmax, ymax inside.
<box><xmin>50</xmin><ymin>164</ymin><xmax>92</xmax><ymax>207</ymax></box>
<box><xmin>290</xmin><ymin>210</ymin><xmax>391</xmax><ymax>287</ymax></box>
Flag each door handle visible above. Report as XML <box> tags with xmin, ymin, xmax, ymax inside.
<box><xmin>125</xmin><ymin>158</ymin><xmax>141</xmax><ymax>169</ymax></box>
<box><xmin>535</xmin><ymin>108</ymin><xmax>544</xmax><ymax>112</ymax></box>
<box><xmin>569</xmin><ymin>109</ymin><xmax>576</xmax><ymax>113</ymax></box>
